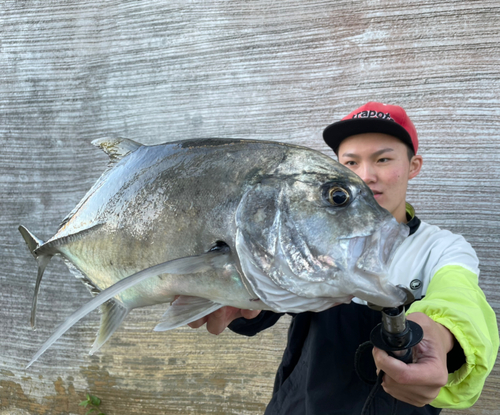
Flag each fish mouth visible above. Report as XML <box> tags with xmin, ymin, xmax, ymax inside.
<box><xmin>342</xmin><ymin>216</ymin><xmax>408</xmax><ymax>270</ymax></box>
<box><xmin>344</xmin><ymin>217</ymin><xmax>410</xmax><ymax>307</ymax></box>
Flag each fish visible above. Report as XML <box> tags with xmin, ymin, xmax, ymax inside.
<box><xmin>19</xmin><ymin>137</ymin><xmax>409</xmax><ymax>368</ymax></box>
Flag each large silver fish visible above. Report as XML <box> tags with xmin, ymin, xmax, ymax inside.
<box><xmin>20</xmin><ymin>138</ymin><xmax>409</xmax><ymax>367</ymax></box>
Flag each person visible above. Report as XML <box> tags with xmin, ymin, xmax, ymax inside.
<box><xmin>187</xmin><ymin>102</ymin><xmax>499</xmax><ymax>415</ymax></box>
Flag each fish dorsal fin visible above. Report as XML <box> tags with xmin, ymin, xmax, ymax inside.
<box><xmin>154</xmin><ymin>296</ymin><xmax>223</xmax><ymax>332</ymax></box>
<box><xmin>91</xmin><ymin>137</ymin><xmax>142</xmax><ymax>161</ymax></box>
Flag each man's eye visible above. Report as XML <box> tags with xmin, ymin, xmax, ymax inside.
<box><xmin>344</xmin><ymin>161</ymin><xmax>356</xmax><ymax>166</ymax></box>
<box><xmin>378</xmin><ymin>158</ymin><xmax>390</xmax><ymax>163</ymax></box>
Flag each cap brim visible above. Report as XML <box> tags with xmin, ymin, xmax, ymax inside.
<box><xmin>323</xmin><ymin>118</ymin><xmax>413</xmax><ymax>154</ymax></box>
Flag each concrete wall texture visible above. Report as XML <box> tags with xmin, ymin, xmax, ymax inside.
<box><xmin>1</xmin><ymin>1</ymin><xmax>499</xmax><ymax>414</ymax></box>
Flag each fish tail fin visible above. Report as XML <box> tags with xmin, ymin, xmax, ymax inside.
<box><xmin>18</xmin><ymin>225</ymin><xmax>54</xmax><ymax>330</ymax></box>
<box><xmin>89</xmin><ymin>299</ymin><xmax>130</xmax><ymax>355</ymax></box>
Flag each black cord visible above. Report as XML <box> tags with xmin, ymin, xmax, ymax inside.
<box><xmin>354</xmin><ymin>341</ymin><xmax>378</xmax><ymax>384</ymax></box>
<box><xmin>355</xmin><ymin>340</ymin><xmax>384</xmax><ymax>414</ymax></box>
<box><xmin>360</xmin><ymin>370</ymin><xmax>385</xmax><ymax>415</ymax></box>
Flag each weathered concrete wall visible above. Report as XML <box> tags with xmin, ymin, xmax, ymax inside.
<box><xmin>1</xmin><ymin>1</ymin><xmax>499</xmax><ymax>414</ymax></box>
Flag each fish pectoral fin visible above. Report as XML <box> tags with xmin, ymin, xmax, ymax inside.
<box><xmin>91</xmin><ymin>137</ymin><xmax>142</xmax><ymax>161</ymax></box>
<box><xmin>154</xmin><ymin>296</ymin><xmax>223</xmax><ymax>332</ymax></box>
<box><xmin>89</xmin><ymin>299</ymin><xmax>130</xmax><ymax>355</ymax></box>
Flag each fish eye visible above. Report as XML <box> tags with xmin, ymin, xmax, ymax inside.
<box><xmin>328</xmin><ymin>187</ymin><xmax>350</xmax><ymax>207</ymax></box>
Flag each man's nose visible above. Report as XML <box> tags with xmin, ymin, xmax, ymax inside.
<box><xmin>358</xmin><ymin>164</ymin><xmax>377</xmax><ymax>184</ymax></box>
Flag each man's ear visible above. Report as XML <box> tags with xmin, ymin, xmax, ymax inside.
<box><xmin>409</xmin><ymin>155</ymin><xmax>423</xmax><ymax>180</ymax></box>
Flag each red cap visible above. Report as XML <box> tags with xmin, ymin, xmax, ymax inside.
<box><xmin>323</xmin><ymin>102</ymin><xmax>418</xmax><ymax>154</ymax></box>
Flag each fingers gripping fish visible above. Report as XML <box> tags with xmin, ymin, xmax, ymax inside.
<box><xmin>19</xmin><ymin>138</ymin><xmax>409</xmax><ymax>368</ymax></box>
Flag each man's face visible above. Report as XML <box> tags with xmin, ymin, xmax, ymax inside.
<box><xmin>337</xmin><ymin>133</ymin><xmax>422</xmax><ymax>223</ymax></box>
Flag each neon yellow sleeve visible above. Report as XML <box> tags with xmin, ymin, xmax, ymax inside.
<box><xmin>407</xmin><ymin>265</ymin><xmax>499</xmax><ymax>408</ymax></box>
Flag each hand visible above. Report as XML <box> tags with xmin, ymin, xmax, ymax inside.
<box><xmin>372</xmin><ymin>312</ymin><xmax>455</xmax><ymax>407</ymax></box>
<box><xmin>187</xmin><ymin>306</ymin><xmax>261</xmax><ymax>335</ymax></box>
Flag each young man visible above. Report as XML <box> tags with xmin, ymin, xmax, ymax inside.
<box><xmin>188</xmin><ymin>102</ymin><xmax>499</xmax><ymax>414</ymax></box>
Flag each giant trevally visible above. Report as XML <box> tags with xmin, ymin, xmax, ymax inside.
<box><xmin>20</xmin><ymin>138</ymin><xmax>409</xmax><ymax>368</ymax></box>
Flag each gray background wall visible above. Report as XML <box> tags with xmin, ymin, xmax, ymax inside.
<box><xmin>1</xmin><ymin>1</ymin><xmax>499</xmax><ymax>414</ymax></box>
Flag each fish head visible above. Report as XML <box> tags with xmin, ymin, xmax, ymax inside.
<box><xmin>235</xmin><ymin>149</ymin><xmax>409</xmax><ymax>312</ymax></box>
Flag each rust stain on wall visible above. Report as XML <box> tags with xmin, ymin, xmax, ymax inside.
<box><xmin>0</xmin><ymin>377</ymin><xmax>86</xmax><ymax>415</ymax></box>
<box><xmin>80</xmin><ymin>365</ymin><xmax>117</xmax><ymax>391</ymax></box>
